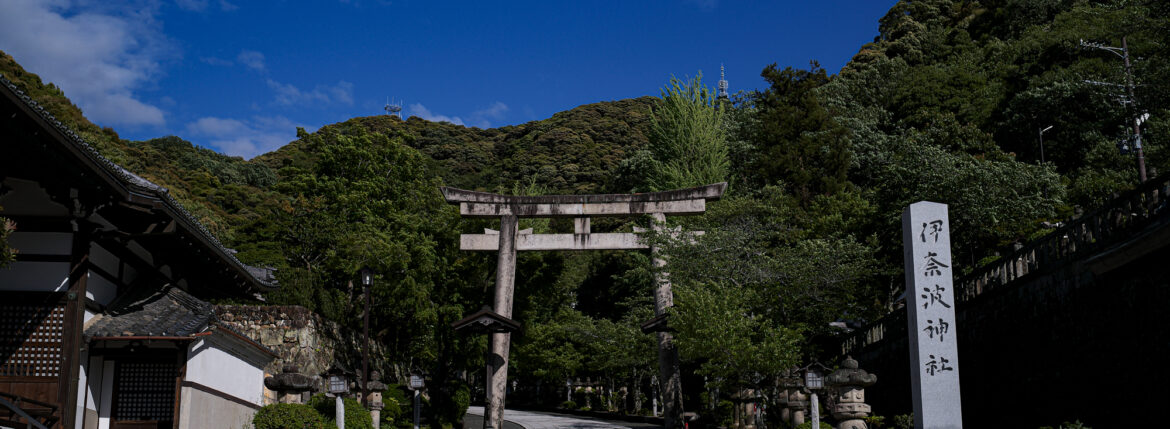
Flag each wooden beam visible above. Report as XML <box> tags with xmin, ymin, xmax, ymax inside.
<box><xmin>61</xmin><ymin>227</ymin><xmax>91</xmax><ymax>429</ymax></box>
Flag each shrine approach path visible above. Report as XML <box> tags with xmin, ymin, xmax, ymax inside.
<box><xmin>464</xmin><ymin>406</ymin><xmax>661</xmax><ymax>429</ymax></box>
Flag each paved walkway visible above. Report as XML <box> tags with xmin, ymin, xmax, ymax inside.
<box><xmin>464</xmin><ymin>406</ymin><xmax>660</xmax><ymax>429</ymax></box>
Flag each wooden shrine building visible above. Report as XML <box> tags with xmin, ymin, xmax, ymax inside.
<box><xmin>0</xmin><ymin>73</ymin><xmax>278</xmax><ymax>428</ymax></box>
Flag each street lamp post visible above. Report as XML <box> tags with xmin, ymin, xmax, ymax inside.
<box><xmin>410</xmin><ymin>373</ymin><xmax>425</xmax><ymax>429</ymax></box>
<box><xmin>359</xmin><ymin>267</ymin><xmax>375</xmax><ymax>406</ymax></box>
<box><xmin>1039</xmin><ymin>125</ymin><xmax>1054</xmax><ymax>165</ymax></box>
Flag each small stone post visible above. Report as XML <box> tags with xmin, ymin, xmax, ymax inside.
<box><xmin>584</xmin><ymin>378</ymin><xmax>594</xmax><ymax>410</ymax></box>
<box><xmin>825</xmin><ymin>356</ymin><xmax>877</xmax><ymax>429</ymax></box>
<box><xmin>777</xmin><ymin>370</ymin><xmax>803</xmax><ymax>427</ymax></box>
<box><xmin>788</xmin><ymin>388</ymin><xmax>808</xmax><ymax>426</ymax></box>
<box><xmin>367</xmin><ymin>371</ymin><xmax>386</xmax><ymax>429</ymax></box>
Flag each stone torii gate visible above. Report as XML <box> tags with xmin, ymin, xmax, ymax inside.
<box><xmin>442</xmin><ymin>183</ymin><xmax>726</xmax><ymax>429</ymax></box>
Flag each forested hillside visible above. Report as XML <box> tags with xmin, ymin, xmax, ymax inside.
<box><xmin>3</xmin><ymin>0</ymin><xmax>1168</xmax><ymax>425</ymax></box>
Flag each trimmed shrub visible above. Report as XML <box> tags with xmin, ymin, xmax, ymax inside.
<box><xmin>560</xmin><ymin>400</ymin><xmax>578</xmax><ymax>410</ymax></box>
<box><xmin>253</xmin><ymin>403</ymin><xmax>326</xmax><ymax>429</ymax></box>
<box><xmin>308</xmin><ymin>393</ymin><xmax>374</xmax><ymax>429</ymax></box>
<box><xmin>380</xmin><ymin>391</ymin><xmax>403</xmax><ymax>426</ymax></box>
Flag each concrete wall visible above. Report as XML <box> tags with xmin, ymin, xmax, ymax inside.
<box><xmin>837</xmin><ymin>237</ymin><xmax>1170</xmax><ymax>428</ymax></box>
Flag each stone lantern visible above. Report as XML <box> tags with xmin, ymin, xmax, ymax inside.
<box><xmin>264</xmin><ymin>364</ymin><xmax>315</xmax><ymax>404</ymax></box>
<box><xmin>777</xmin><ymin>369</ymin><xmax>805</xmax><ymax>426</ymax></box>
<box><xmin>366</xmin><ymin>371</ymin><xmax>387</xmax><ymax>429</ymax></box>
<box><xmin>825</xmin><ymin>356</ymin><xmax>877</xmax><ymax>429</ymax></box>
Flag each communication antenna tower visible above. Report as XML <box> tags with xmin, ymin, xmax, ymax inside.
<box><xmin>717</xmin><ymin>64</ymin><xmax>729</xmax><ymax>100</ymax></box>
<box><xmin>384</xmin><ymin>97</ymin><xmax>403</xmax><ymax>118</ymax></box>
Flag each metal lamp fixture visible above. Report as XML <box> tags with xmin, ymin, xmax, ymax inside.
<box><xmin>360</xmin><ymin>266</ymin><xmax>374</xmax><ymax>288</ymax></box>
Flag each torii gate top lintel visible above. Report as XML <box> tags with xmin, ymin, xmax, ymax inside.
<box><xmin>440</xmin><ymin>182</ymin><xmax>726</xmax><ymax>218</ymax></box>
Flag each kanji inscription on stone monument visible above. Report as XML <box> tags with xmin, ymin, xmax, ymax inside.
<box><xmin>902</xmin><ymin>201</ymin><xmax>963</xmax><ymax>428</ymax></box>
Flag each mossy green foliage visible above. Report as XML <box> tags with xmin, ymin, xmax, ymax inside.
<box><xmin>308</xmin><ymin>394</ymin><xmax>373</xmax><ymax>429</ymax></box>
<box><xmin>253</xmin><ymin>403</ymin><xmax>326</xmax><ymax>429</ymax></box>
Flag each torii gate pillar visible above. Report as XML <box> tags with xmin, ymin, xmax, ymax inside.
<box><xmin>443</xmin><ymin>183</ymin><xmax>726</xmax><ymax>429</ymax></box>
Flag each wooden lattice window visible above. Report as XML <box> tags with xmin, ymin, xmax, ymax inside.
<box><xmin>0</xmin><ymin>294</ymin><xmax>65</xmax><ymax>378</ymax></box>
<box><xmin>113</xmin><ymin>361</ymin><xmax>176</xmax><ymax>422</ymax></box>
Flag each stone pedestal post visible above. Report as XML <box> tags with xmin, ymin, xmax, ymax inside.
<box><xmin>788</xmin><ymin>389</ymin><xmax>808</xmax><ymax>426</ymax></box>
<box><xmin>777</xmin><ymin>371</ymin><xmax>802</xmax><ymax>427</ymax></box>
<box><xmin>584</xmin><ymin>378</ymin><xmax>594</xmax><ymax>410</ymax></box>
<box><xmin>367</xmin><ymin>371</ymin><xmax>387</xmax><ymax>429</ymax></box>
<box><xmin>777</xmin><ymin>387</ymin><xmax>790</xmax><ymax>425</ymax></box>
<box><xmin>826</xmin><ymin>356</ymin><xmax>877</xmax><ymax>429</ymax></box>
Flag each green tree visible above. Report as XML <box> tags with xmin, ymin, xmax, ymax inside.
<box><xmin>645</xmin><ymin>74</ymin><xmax>730</xmax><ymax>191</ymax></box>
<box><xmin>752</xmin><ymin>63</ymin><xmax>851</xmax><ymax>202</ymax></box>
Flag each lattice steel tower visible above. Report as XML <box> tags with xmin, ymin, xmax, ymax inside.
<box><xmin>717</xmin><ymin>64</ymin><xmax>729</xmax><ymax>101</ymax></box>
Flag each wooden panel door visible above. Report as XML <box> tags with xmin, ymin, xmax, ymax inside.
<box><xmin>0</xmin><ymin>292</ymin><xmax>66</xmax><ymax>427</ymax></box>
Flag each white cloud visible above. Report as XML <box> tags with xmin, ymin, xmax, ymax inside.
<box><xmin>186</xmin><ymin>115</ymin><xmax>304</xmax><ymax>159</ymax></box>
<box><xmin>408</xmin><ymin>103</ymin><xmax>464</xmax><ymax>126</ymax></box>
<box><xmin>236</xmin><ymin>50</ymin><xmax>265</xmax><ymax>71</ymax></box>
<box><xmin>469</xmin><ymin>101</ymin><xmax>509</xmax><ymax>127</ymax></box>
<box><xmin>0</xmin><ymin>0</ymin><xmax>172</xmax><ymax>127</ymax></box>
<box><xmin>219</xmin><ymin>0</ymin><xmax>238</xmax><ymax>11</ymax></box>
<box><xmin>267</xmin><ymin>79</ymin><xmax>353</xmax><ymax>107</ymax></box>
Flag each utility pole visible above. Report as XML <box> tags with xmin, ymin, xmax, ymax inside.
<box><xmin>1121</xmin><ymin>36</ymin><xmax>1148</xmax><ymax>182</ymax></box>
<box><xmin>1080</xmin><ymin>36</ymin><xmax>1148</xmax><ymax>182</ymax></box>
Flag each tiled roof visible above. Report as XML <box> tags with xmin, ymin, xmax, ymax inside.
<box><xmin>0</xmin><ymin>72</ymin><xmax>277</xmax><ymax>291</ymax></box>
<box><xmin>85</xmin><ymin>286</ymin><xmax>214</xmax><ymax>338</ymax></box>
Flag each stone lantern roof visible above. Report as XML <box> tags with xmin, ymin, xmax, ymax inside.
<box><xmin>826</xmin><ymin>356</ymin><xmax>877</xmax><ymax>387</ymax></box>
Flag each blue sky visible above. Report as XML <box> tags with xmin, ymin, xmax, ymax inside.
<box><xmin>1</xmin><ymin>0</ymin><xmax>896</xmax><ymax>159</ymax></box>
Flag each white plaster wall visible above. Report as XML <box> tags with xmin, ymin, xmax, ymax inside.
<box><xmin>0</xmin><ymin>177</ymin><xmax>69</xmax><ymax>216</ymax></box>
<box><xmin>74</xmin><ymin>352</ymin><xmax>88</xmax><ymax>429</ymax></box>
<box><xmin>121</xmin><ymin>263</ymin><xmax>138</xmax><ymax>286</ymax></box>
<box><xmin>177</xmin><ymin>386</ymin><xmax>258</xmax><ymax>429</ymax></box>
<box><xmin>89</xmin><ymin>243</ymin><xmax>118</xmax><ymax>275</ymax></box>
<box><xmin>7</xmin><ymin>231</ymin><xmax>72</xmax><ymax>254</ymax></box>
<box><xmin>85</xmin><ymin>356</ymin><xmax>104</xmax><ymax>410</ymax></box>
<box><xmin>0</xmin><ymin>261</ymin><xmax>69</xmax><ymax>292</ymax></box>
<box><xmin>185</xmin><ymin>338</ymin><xmax>266</xmax><ymax>405</ymax></box>
<box><xmin>85</xmin><ymin>272</ymin><xmax>117</xmax><ymax>307</ymax></box>
<box><xmin>98</xmin><ymin>361</ymin><xmax>114</xmax><ymax>429</ymax></box>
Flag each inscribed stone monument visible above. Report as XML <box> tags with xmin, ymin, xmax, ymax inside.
<box><xmin>902</xmin><ymin>201</ymin><xmax>962</xmax><ymax>429</ymax></box>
